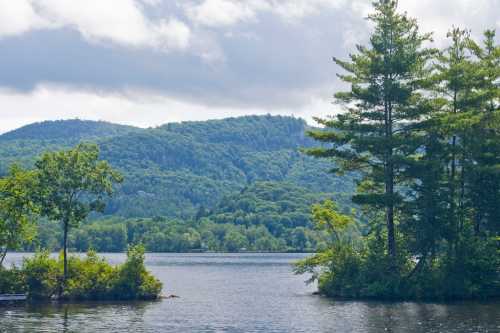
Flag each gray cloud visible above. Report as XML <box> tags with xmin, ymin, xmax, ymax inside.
<box><xmin>0</xmin><ymin>2</ymin><xmax>358</xmax><ymax>109</ymax></box>
<box><xmin>0</xmin><ymin>0</ymin><xmax>498</xmax><ymax>133</ymax></box>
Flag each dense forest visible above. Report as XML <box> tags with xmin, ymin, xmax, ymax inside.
<box><xmin>0</xmin><ymin>116</ymin><xmax>355</xmax><ymax>252</ymax></box>
<box><xmin>0</xmin><ymin>116</ymin><xmax>353</xmax><ymax>217</ymax></box>
<box><xmin>296</xmin><ymin>0</ymin><xmax>499</xmax><ymax>300</ymax></box>
<box><xmin>28</xmin><ymin>181</ymin><xmax>359</xmax><ymax>253</ymax></box>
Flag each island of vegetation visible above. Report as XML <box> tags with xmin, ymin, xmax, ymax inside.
<box><xmin>295</xmin><ymin>0</ymin><xmax>499</xmax><ymax>300</ymax></box>
<box><xmin>0</xmin><ymin>144</ymin><xmax>161</xmax><ymax>301</ymax></box>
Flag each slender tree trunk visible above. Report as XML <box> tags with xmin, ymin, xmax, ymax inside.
<box><xmin>385</xmin><ymin>99</ymin><xmax>397</xmax><ymax>263</ymax></box>
<box><xmin>0</xmin><ymin>247</ymin><xmax>8</xmax><ymax>267</ymax></box>
<box><xmin>450</xmin><ymin>135</ymin><xmax>457</xmax><ymax>217</ymax></box>
<box><xmin>450</xmin><ymin>90</ymin><xmax>458</xmax><ymax>254</ymax></box>
<box><xmin>63</xmin><ymin>218</ymin><xmax>68</xmax><ymax>281</ymax></box>
<box><xmin>58</xmin><ymin>217</ymin><xmax>69</xmax><ymax>298</ymax></box>
<box><xmin>387</xmin><ymin>163</ymin><xmax>396</xmax><ymax>258</ymax></box>
<box><xmin>474</xmin><ymin>211</ymin><xmax>481</xmax><ymax>235</ymax></box>
<box><xmin>459</xmin><ymin>155</ymin><xmax>466</xmax><ymax>232</ymax></box>
<box><xmin>406</xmin><ymin>251</ymin><xmax>427</xmax><ymax>281</ymax></box>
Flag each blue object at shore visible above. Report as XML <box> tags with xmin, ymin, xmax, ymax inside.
<box><xmin>0</xmin><ymin>294</ymin><xmax>26</xmax><ymax>302</ymax></box>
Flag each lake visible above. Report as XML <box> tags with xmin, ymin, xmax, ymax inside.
<box><xmin>1</xmin><ymin>253</ymin><xmax>499</xmax><ymax>332</ymax></box>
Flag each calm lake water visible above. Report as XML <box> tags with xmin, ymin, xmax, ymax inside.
<box><xmin>1</xmin><ymin>253</ymin><xmax>499</xmax><ymax>333</ymax></box>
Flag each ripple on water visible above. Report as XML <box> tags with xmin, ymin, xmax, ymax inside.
<box><xmin>1</xmin><ymin>253</ymin><xmax>499</xmax><ymax>333</ymax></box>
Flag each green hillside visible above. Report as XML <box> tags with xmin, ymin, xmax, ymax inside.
<box><xmin>0</xmin><ymin>115</ymin><xmax>354</xmax><ymax>221</ymax></box>
<box><xmin>0</xmin><ymin>119</ymin><xmax>139</xmax><ymax>141</ymax></box>
<box><xmin>0</xmin><ymin>119</ymin><xmax>141</xmax><ymax>175</ymax></box>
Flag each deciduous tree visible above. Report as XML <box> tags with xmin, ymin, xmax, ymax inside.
<box><xmin>0</xmin><ymin>165</ymin><xmax>38</xmax><ymax>266</ymax></box>
<box><xmin>34</xmin><ymin>143</ymin><xmax>123</xmax><ymax>283</ymax></box>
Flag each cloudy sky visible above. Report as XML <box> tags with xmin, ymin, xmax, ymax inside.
<box><xmin>0</xmin><ymin>0</ymin><xmax>499</xmax><ymax>133</ymax></box>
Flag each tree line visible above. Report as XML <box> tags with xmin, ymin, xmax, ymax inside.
<box><xmin>26</xmin><ymin>182</ymin><xmax>355</xmax><ymax>253</ymax></box>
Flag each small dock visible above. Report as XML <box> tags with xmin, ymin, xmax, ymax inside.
<box><xmin>0</xmin><ymin>294</ymin><xmax>27</xmax><ymax>302</ymax></box>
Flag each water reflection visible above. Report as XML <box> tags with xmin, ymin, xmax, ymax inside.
<box><xmin>1</xmin><ymin>253</ymin><xmax>499</xmax><ymax>333</ymax></box>
<box><xmin>1</xmin><ymin>301</ymin><xmax>155</xmax><ymax>333</ymax></box>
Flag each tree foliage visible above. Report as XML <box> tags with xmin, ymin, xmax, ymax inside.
<box><xmin>300</xmin><ymin>0</ymin><xmax>500</xmax><ymax>300</ymax></box>
<box><xmin>34</xmin><ymin>143</ymin><xmax>123</xmax><ymax>281</ymax></box>
<box><xmin>0</xmin><ymin>165</ymin><xmax>38</xmax><ymax>266</ymax></box>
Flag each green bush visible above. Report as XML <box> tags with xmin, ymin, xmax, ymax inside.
<box><xmin>434</xmin><ymin>236</ymin><xmax>500</xmax><ymax>299</ymax></box>
<box><xmin>0</xmin><ymin>266</ymin><xmax>25</xmax><ymax>294</ymax></box>
<box><xmin>23</xmin><ymin>251</ymin><xmax>60</xmax><ymax>299</ymax></box>
<box><xmin>63</xmin><ymin>251</ymin><xmax>116</xmax><ymax>300</ymax></box>
<box><xmin>62</xmin><ymin>245</ymin><xmax>161</xmax><ymax>301</ymax></box>
<box><xmin>111</xmin><ymin>245</ymin><xmax>162</xmax><ymax>300</ymax></box>
<box><xmin>0</xmin><ymin>245</ymin><xmax>162</xmax><ymax>301</ymax></box>
<box><xmin>317</xmin><ymin>245</ymin><xmax>363</xmax><ymax>298</ymax></box>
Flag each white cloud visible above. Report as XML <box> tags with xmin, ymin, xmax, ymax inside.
<box><xmin>398</xmin><ymin>0</ymin><xmax>498</xmax><ymax>43</ymax></box>
<box><xmin>0</xmin><ymin>0</ymin><xmax>191</xmax><ymax>51</ymax></box>
<box><xmin>184</xmin><ymin>0</ymin><xmax>348</xmax><ymax>27</ymax></box>
<box><xmin>0</xmin><ymin>0</ymin><xmax>51</xmax><ymax>37</ymax></box>
<box><xmin>186</xmin><ymin>0</ymin><xmax>258</xmax><ymax>27</ymax></box>
<box><xmin>138</xmin><ymin>0</ymin><xmax>162</xmax><ymax>6</ymax></box>
<box><xmin>0</xmin><ymin>85</ymin><xmax>334</xmax><ymax>134</ymax></box>
<box><xmin>184</xmin><ymin>0</ymin><xmax>498</xmax><ymax>41</ymax></box>
<box><xmin>268</xmin><ymin>0</ymin><xmax>345</xmax><ymax>21</ymax></box>
<box><xmin>150</xmin><ymin>18</ymin><xmax>191</xmax><ymax>50</ymax></box>
<box><xmin>327</xmin><ymin>0</ymin><xmax>499</xmax><ymax>48</ymax></box>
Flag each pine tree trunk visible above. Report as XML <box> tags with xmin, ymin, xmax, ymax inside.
<box><xmin>387</xmin><ymin>166</ymin><xmax>396</xmax><ymax>259</ymax></box>
<box><xmin>459</xmin><ymin>157</ymin><xmax>466</xmax><ymax>232</ymax></box>
<box><xmin>474</xmin><ymin>211</ymin><xmax>481</xmax><ymax>235</ymax></box>
<box><xmin>450</xmin><ymin>90</ymin><xmax>458</xmax><ymax>252</ymax></box>
<box><xmin>385</xmin><ymin>99</ymin><xmax>397</xmax><ymax>264</ymax></box>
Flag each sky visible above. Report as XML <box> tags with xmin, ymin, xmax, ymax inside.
<box><xmin>0</xmin><ymin>0</ymin><xmax>499</xmax><ymax>134</ymax></box>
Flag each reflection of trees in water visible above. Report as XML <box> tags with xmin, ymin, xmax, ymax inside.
<box><xmin>2</xmin><ymin>294</ymin><xmax>499</xmax><ymax>332</ymax></box>
<box><xmin>17</xmin><ymin>301</ymin><xmax>156</xmax><ymax>332</ymax></box>
<box><xmin>303</xmin><ymin>297</ymin><xmax>500</xmax><ymax>333</ymax></box>
<box><xmin>364</xmin><ymin>302</ymin><xmax>407</xmax><ymax>333</ymax></box>
<box><xmin>361</xmin><ymin>301</ymin><xmax>499</xmax><ymax>333</ymax></box>
<box><xmin>62</xmin><ymin>306</ymin><xmax>69</xmax><ymax>333</ymax></box>
<box><xmin>359</xmin><ymin>302</ymin><xmax>443</xmax><ymax>332</ymax></box>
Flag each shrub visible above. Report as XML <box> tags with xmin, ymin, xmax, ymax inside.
<box><xmin>22</xmin><ymin>251</ymin><xmax>60</xmax><ymax>299</ymax></box>
<box><xmin>111</xmin><ymin>245</ymin><xmax>162</xmax><ymax>300</ymax></box>
<box><xmin>63</xmin><ymin>251</ymin><xmax>116</xmax><ymax>300</ymax></box>
<box><xmin>1</xmin><ymin>245</ymin><xmax>162</xmax><ymax>301</ymax></box>
<box><xmin>0</xmin><ymin>266</ymin><xmax>25</xmax><ymax>294</ymax></box>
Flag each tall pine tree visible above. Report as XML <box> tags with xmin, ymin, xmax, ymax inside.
<box><xmin>467</xmin><ymin>30</ymin><xmax>500</xmax><ymax>235</ymax></box>
<box><xmin>306</xmin><ymin>0</ymin><xmax>434</xmax><ymax>265</ymax></box>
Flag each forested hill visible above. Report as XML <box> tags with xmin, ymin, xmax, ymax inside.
<box><xmin>0</xmin><ymin>119</ymin><xmax>142</xmax><ymax>174</ymax></box>
<box><xmin>0</xmin><ymin>115</ymin><xmax>354</xmax><ymax>219</ymax></box>
<box><xmin>0</xmin><ymin>119</ymin><xmax>139</xmax><ymax>141</ymax></box>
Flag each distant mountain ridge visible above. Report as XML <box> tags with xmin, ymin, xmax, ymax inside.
<box><xmin>0</xmin><ymin>115</ymin><xmax>354</xmax><ymax>219</ymax></box>
<box><xmin>0</xmin><ymin>119</ymin><xmax>140</xmax><ymax>141</ymax></box>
